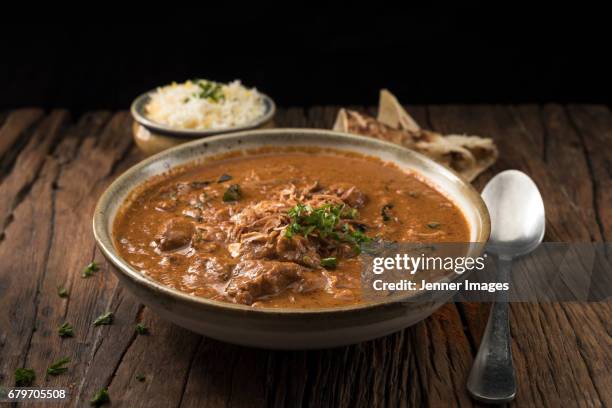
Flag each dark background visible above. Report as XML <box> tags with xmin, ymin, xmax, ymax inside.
<box><xmin>1</xmin><ymin>9</ymin><xmax>610</xmax><ymax>113</ymax></box>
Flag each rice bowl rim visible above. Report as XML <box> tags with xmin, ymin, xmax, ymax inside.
<box><xmin>131</xmin><ymin>89</ymin><xmax>276</xmax><ymax>138</ymax></box>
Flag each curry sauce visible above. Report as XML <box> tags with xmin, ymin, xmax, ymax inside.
<box><xmin>113</xmin><ymin>150</ymin><xmax>470</xmax><ymax>308</ymax></box>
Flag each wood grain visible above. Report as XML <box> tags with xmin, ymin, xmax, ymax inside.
<box><xmin>0</xmin><ymin>106</ymin><xmax>609</xmax><ymax>407</ymax></box>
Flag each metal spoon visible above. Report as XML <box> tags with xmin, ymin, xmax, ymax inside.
<box><xmin>467</xmin><ymin>170</ymin><xmax>545</xmax><ymax>403</ymax></box>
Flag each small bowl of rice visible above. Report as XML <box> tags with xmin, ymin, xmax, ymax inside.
<box><xmin>131</xmin><ymin>79</ymin><xmax>275</xmax><ymax>156</ymax></box>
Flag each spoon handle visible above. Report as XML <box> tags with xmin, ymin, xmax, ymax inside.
<box><xmin>467</xmin><ymin>256</ymin><xmax>516</xmax><ymax>403</ymax></box>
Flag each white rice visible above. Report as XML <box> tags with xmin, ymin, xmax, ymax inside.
<box><xmin>145</xmin><ymin>80</ymin><xmax>266</xmax><ymax>130</ymax></box>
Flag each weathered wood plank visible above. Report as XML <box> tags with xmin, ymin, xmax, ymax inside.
<box><xmin>0</xmin><ymin>157</ymin><xmax>60</xmax><ymax>387</ymax></box>
<box><xmin>0</xmin><ymin>108</ymin><xmax>44</xmax><ymax>175</ymax></box>
<box><xmin>19</xmin><ymin>112</ymin><xmax>113</xmax><ymax>393</ymax></box>
<box><xmin>527</xmin><ymin>104</ymin><xmax>602</xmax><ymax>239</ymax></box>
<box><xmin>0</xmin><ymin>110</ymin><xmax>68</xmax><ymax>238</ymax></box>
<box><xmin>0</xmin><ymin>106</ymin><xmax>609</xmax><ymax>408</ymax></box>
<box><xmin>0</xmin><ymin>112</ymin><xmax>70</xmax><ymax>388</ymax></box>
<box><xmin>48</xmin><ymin>112</ymin><xmax>142</xmax><ymax>404</ymax></box>
<box><xmin>566</xmin><ymin>105</ymin><xmax>612</xmax><ymax>241</ymax></box>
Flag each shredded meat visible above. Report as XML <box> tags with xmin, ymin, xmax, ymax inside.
<box><xmin>275</xmin><ymin>235</ymin><xmax>321</xmax><ymax>268</ymax></box>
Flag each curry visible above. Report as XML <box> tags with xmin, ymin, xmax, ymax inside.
<box><xmin>113</xmin><ymin>149</ymin><xmax>470</xmax><ymax>308</ymax></box>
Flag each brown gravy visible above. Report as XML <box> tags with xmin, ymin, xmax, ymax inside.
<box><xmin>113</xmin><ymin>149</ymin><xmax>470</xmax><ymax>308</ymax></box>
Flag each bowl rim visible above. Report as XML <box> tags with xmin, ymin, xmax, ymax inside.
<box><xmin>93</xmin><ymin>128</ymin><xmax>490</xmax><ymax>316</ymax></box>
<box><xmin>130</xmin><ymin>89</ymin><xmax>276</xmax><ymax>138</ymax></box>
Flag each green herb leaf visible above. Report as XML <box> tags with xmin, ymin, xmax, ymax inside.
<box><xmin>58</xmin><ymin>322</ymin><xmax>74</xmax><ymax>338</ymax></box>
<box><xmin>135</xmin><ymin>323</ymin><xmax>149</xmax><ymax>335</ymax></box>
<box><xmin>135</xmin><ymin>373</ymin><xmax>146</xmax><ymax>382</ymax></box>
<box><xmin>381</xmin><ymin>204</ymin><xmax>394</xmax><ymax>222</ymax></box>
<box><xmin>217</xmin><ymin>173</ymin><xmax>232</xmax><ymax>183</ymax></box>
<box><xmin>90</xmin><ymin>388</ymin><xmax>110</xmax><ymax>407</ymax></box>
<box><xmin>82</xmin><ymin>261</ymin><xmax>99</xmax><ymax>278</ymax></box>
<box><xmin>57</xmin><ymin>286</ymin><xmax>69</xmax><ymax>298</ymax></box>
<box><xmin>93</xmin><ymin>312</ymin><xmax>113</xmax><ymax>326</ymax></box>
<box><xmin>343</xmin><ymin>207</ymin><xmax>359</xmax><ymax>219</ymax></box>
<box><xmin>223</xmin><ymin>184</ymin><xmax>242</xmax><ymax>202</ymax></box>
<box><xmin>15</xmin><ymin>368</ymin><xmax>35</xmax><ymax>386</ymax></box>
<box><xmin>427</xmin><ymin>222</ymin><xmax>441</xmax><ymax>229</ymax></box>
<box><xmin>320</xmin><ymin>257</ymin><xmax>338</xmax><ymax>269</ymax></box>
<box><xmin>193</xmin><ymin>79</ymin><xmax>225</xmax><ymax>102</ymax></box>
<box><xmin>284</xmin><ymin>203</ymin><xmax>371</xmax><ymax>251</ymax></box>
<box><xmin>47</xmin><ymin>357</ymin><xmax>70</xmax><ymax>376</ymax></box>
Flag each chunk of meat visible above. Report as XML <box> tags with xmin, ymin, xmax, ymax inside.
<box><xmin>157</xmin><ymin>218</ymin><xmax>195</xmax><ymax>251</ymax></box>
<box><xmin>225</xmin><ymin>261</ymin><xmax>306</xmax><ymax>305</ymax></box>
<box><xmin>234</xmin><ymin>241</ymin><xmax>277</xmax><ymax>260</ymax></box>
<box><xmin>194</xmin><ymin>226</ymin><xmax>226</xmax><ymax>242</ymax></box>
<box><xmin>188</xmin><ymin>256</ymin><xmax>232</xmax><ymax>284</ymax></box>
<box><xmin>275</xmin><ymin>235</ymin><xmax>321</xmax><ymax>268</ymax></box>
<box><xmin>326</xmin><ymin>183</ymin><xmax>368</xmax><ymax>208</ymax></box>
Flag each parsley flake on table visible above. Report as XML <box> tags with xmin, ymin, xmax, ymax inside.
<box><xmin>135</xmin><ymin>323</ymin><xmax>149</xmax><ymax>335</ymax></box>
<box><xmin>90</xmin><ymin>388</ymin><xmax>110</xmax><ymax>407</ymax></box>
<box><xmin>57</xmin><ymin>286</ymin><xmax>69</xmax><ymax>298</ymax></box>
<box><xmin>47</xmin><ymin>357</ymin><xmax>70</xmax><ymax>376</ymax></box>
<box><xmin>93</xmin><ymin>312</ymin><xmax>113</xmax><ymax>326</ymax></box>
<box><xmin>82</xmin><ymin>261</ymin><xmax>100</xmax><ymax>278</ymax></box>
<box><xmin>14</xmin><ymin>368</ymin><xmax>35</xmax><ymax>386</ymax></box>
<box><xmin>58</xmin><ymin>322</ymin><xmax>74</xmax><ymax>338</ymax></box>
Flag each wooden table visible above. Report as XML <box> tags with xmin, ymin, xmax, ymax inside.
<box><xmin>0</xmin><ymin>105</ymin><xmax>610</xmax><ymax>407</ymax></box>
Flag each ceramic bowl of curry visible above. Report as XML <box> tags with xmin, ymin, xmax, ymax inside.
<box><xmin>93</xmin><ymin>128</ymin><xmax>490</xmax><ymax>349</ymax></box>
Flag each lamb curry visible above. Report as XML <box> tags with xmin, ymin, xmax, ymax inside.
<box><xmin>113</xmin><ymin>149</ymin><xmax>470</xmax><ymax>308</ymax></box>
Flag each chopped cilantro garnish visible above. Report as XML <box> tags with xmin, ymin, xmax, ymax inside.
<box><xmin>381</xmin><ymin>204</ymin><xmax>394</xmax><ymax>222</ymax></box>
<box><xmin>135</xmin><ymin>373</ymin><xmax>146</xmax><ymax>382</ymax></box>
<box><xmin>320</xmin><ymin>257</ymin><xmax>338</xmax><ymax>269</ymax></box>
<box><xmin>222</xmin><ymin>184</ymin><xmax>242</xmax><ymax>202</ymax></box>
<box><xmin>193</xmin><ymin>79</ymin><xmax>224</xmax><ymax>102</ymax></box>
<box><xmin>284</xmin><ymin>203</ymin><xmax>371</xmax><ymax>251</ymax></box>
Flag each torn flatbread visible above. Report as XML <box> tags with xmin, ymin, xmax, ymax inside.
<box><xmin>377</xmin><ymin>89</ymin><xmax>421</xmax><ymax>132</ymax></box>
<box><xmin>333</xmin><ymin>90</ymin><xmax>498</xmax><ymax>182</ymax></box>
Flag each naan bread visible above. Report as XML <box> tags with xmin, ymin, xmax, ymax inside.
<box><xmin>333</xmin><ymin>90</ymin><xmax>498</xmax><ymax>182</ymax></box>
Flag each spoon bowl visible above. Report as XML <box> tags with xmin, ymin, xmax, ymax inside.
<box><xmin>482</xmin><ymin>170</ymin><xmax>546</xmax><ymax>258</ymax></box>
